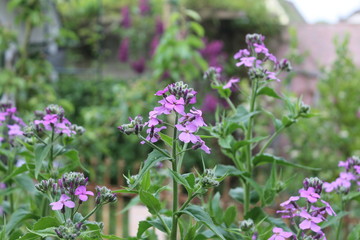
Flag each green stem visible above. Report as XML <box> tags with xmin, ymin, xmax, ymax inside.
<box><xmin>80</xmin><ymin>204</ymin><xmax>102</xmax><ymax>223</ymax></box>
<box><xmin>138</xmin><ymin>135</ymin><xmax>172</xmax><ymax>159</ymax></box>
<box><xmin>258</xmin><ymin>126</ymin><xmax>284</xmax><ymax>155</ymax></box>
<box><xmin>49</xmin><ymin>127</ymin><xmax>55</xmax><ymax>177</ymax></box>
<box><xmin>47</xmin><ymin>193</ymin><xmax>64</xmax><ymax>222</ymax></box>
<box><xmin>177</xmin><ymin>192</ymin><xmax>198</xmax><ymax>214</ymax></box>
<box><xmin>243</xmin><ymin>78</ymin><xmax>258</xmax><ymax>215</ymax></box>
<box><xmin>171</xmin><ymin>114</ymin><xmax>179</xmax><ymax>240</ymax></box>
<box><xmin>225</xmin><ymin>97</ymin><xmax>237</xmax><ymax>112</ymax></box>
<box><xmin>157</xmin><ymin>213</ymin><xmax>171</xmax><ymax>234</ymax></box>
<box><xmin>336</xmin><ymin>197</ymin><xmax>345</xmax><ymax>240</ymax></box>
<box><xmin>176</xmin><ymin>142</ymin><xmax>188</xmax><ymax>172</ymax></box>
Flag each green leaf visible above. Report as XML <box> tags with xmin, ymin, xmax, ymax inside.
<box><xmin>33</xmin><ymin>216</ymin><xmax>61</xmax><ymax>230</ymax></box>
<box><xmin>139</xmin><ymin>191</ymin><xmax>161</xmax><ymax>215</ymax></box>
<box><xmin>223</xmin><ymin>206</ymin><xmax>237</xmax><ymax>227</ymax></box>
<box><xmin>27</xmin><ymin>228</ymin><xmax>57</xmax><ymax>238</ymax></box>
<box><xmin>119</xmin><ymin>196</ymin><xmax>140</xmax><ymax>213</ymax></box>
<box><xmin>229</xmin><ymin>187</ymin><xmax>259</xmax><ymax>204</ymax></box>
<box><xmin>168</xmin><ymin>169</ymin><xmax>193</xmax><ymax>193</ymax></box>
<box><xmin>320</xmin><ymin>211</ymin><xmax>348</xmax><ymax>228</ymax></box>
<box><xmin>229</xmin><ymin>106</ymin><xmax>260</xmax><ymax>124</ymax></box>
<box><xmin>147</xmin><ymin>217</ymin><xmax>172</xmax><ymax>233</ymax></box>
<box><xmin>159</xmin><ymin>132</ymin><xmax>172</xmax><ymax>148</ymax></box>
<box><xmin>232</xmin><ymin>136</ymin><xmax>268</xmax><ymax>150</ymax></box>
<box><xmin>348</xmin><ymin>223</ymin><xmax>360</xmax><ymax>240</ymax></box>
<box><xmin>1</xmin><ymin>164</ymin><xmax>28</xmax><ymax>182</ymax></box>
<box><xmin>180</xmin><ymin>205</ymin><xmax>225</xmax><ymax>240</ymax></box>
<box><xmin>132</xmin><ymin>149</ymin><xmax>170</xmax><ymax>188</ymax></box>
<box><xmin>244</xmin><ymin>207</ymin><xmax>266</xmax><ymax>222</ymax></box>
<box><xmin>6</xmin><ymin>209</ymin><xmax>37</xmax><ymax>236</ymax></box>
<box><xmin>34</xmin><ymin>144</ymin><xmax>51</xmax><ymax>178</ymax></box>
<box><xmin>257</xmin><ymin>86</ymin><xmax>282</xmax><ymax>99</ymax></box>
<box><xmin>343</xmin><ymin>192</ymin><xmax>360</xmax><ymax>202</ymax></box>
<box><xmin>137</xmin><ymin>221</ymin><xmax>152</xmax><ymax>238</ymax></box>
<box><xmin>210</xmin><ymin>192</ymin><xmax>223</xmax><ymax>225</ymax></box>
<box><xmin>215</xmin><ymin>164</ymin><xmax>245</xmax><ymax>177</ymax></box>
<box><xmin>64</xmin><ymin>149</ymin><xmax>88</xmax><ymax>172</ymax></box>
<box><xmin>253</xmin><ymin>154</ymin><xmax>321</xmax><ymax>171</ymax></box>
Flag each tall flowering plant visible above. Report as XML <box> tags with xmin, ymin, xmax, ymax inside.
<box><xmin>117</xmin><ymin>82</ymin><xmax>227</xmax><ymax>239</ymax></box>
<box><xmin>201</xmin><ymin>33</ymin><xmax>325</xmax><ymax>239</ymax></box>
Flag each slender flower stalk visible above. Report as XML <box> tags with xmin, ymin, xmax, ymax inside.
<box><xmin>171</xmin><ymin>114</ymin><xmax>179</xmax><ymax>240</ymax></box>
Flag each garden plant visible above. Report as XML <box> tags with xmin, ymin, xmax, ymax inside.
<box><xmin>0</xmin><ymin>1</ymin><xmax>359</xmax><ymax>238</ymax></box>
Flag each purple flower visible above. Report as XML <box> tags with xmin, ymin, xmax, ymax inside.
<box><xmin>253</xmin><ymin>43</ymin><xmax>268</xmax><ymax>55</ymax></box>
<box><xmin>299</xmin><ymin>187</ymin><xmax>320</xmax><ymax>203</ymax></box>
<box><xmin>280</xmin><ymin>196</ymin><xmax>300</xmax><ymax>208</ymax></box>
<box><xmin>121</xmin><ymin>6</ymin><xmax>131</xmax><ymax>28</ymax></box>
<box><xmin>139</xmin><ymin>0</ymin><xmax>150</xmax><ymax>15</ymax></box>
<box><xmin>8</xmin><ymin>124</ymin><xmax>23</xmax><ymax>136</ymax></box>
<box><xmin>266</xmin><ymin>70</ymin><xmax>280</xmax><ymax>82</ymax></box>
<box><xmin>268</xmin><ymin>227</ymin><xmax>293</xmax><ymax>240</ymax></box>
<box><xmin>320</xmin><ymin>200</ymin><xmax>336</xmax><ymax>216</ymax></box>
<box><xmin>143</xmin><ymin>126</ymin><xmax>166</xmax><ymax>143</ymax></box>
<box><xmin>299</xmin><ymin>211</ymin><xmax>322</xmax><ymax>233</ymax></box>
<box><xmin>179</xmin><ymin>108</ymin><xmax>206</xmax><ymax>128</ymax></box>
<box><xmin>176</xmin><ymin>124</ymin><xmax>198</xmax><ymax>143</ymax></box>
<box><xmin>50</xmin><ymin>194</ymin><xmax>75</xmax><ymax>210</ymax></box>
<box><xmin>234</xmin><ymin>49</ymin><xmax>250</xmax><ymax>59</ymax></box>
<box><xmin>75</xmin><ymin>186</ymin><xmax>94</xmax><ymax>202</ymax></box>
<box><xmin>194</xmin><ymin>136</ymin><xmax>211</xmax><ymax>154</ymax></box>
<box><xmin>163</xmin><ymin>95</ymin><xmax>185</xmax><ymax>115</ymax></box>
<box><xmin>155</xmin><ymin>87</ymin><xmax>168</xmax><ymax>96</ymax></box>
<box><xmin>223</xmin><ymin>77</ymin><xmax>239</xmax><ymax>89</ymax></box>
<box><xmin>236</xmin><ymin>56</ymin><xmax>257</xmax><ymax>67</ymax></box>
<box><xmin>131</xmin><ymin>57</ymin><xmax>146</xmax><ymax>74</ymax></box>
<box><xmin>118</xmin><ymin>38</ymin><xmax>129</xmax><ymax>62</ymax></box>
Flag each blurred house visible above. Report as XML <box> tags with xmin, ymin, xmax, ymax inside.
<box><xmin>0</xmin><ymin>0</ymin><xmax>61</xmax><ymax>68</ymax></box>
<box><xmin>270</xmin><ymin>1</ymin><xmax>360</xmax><ymax>104</ymax></box>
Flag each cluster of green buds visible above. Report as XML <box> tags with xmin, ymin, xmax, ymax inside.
<box><xmin>118</xmin><ymin>116</ymin><xmax>144</xmax><ymax>135</ymax></box>
<box><xmin>298</xmin><ymin>101</ymin><xmax>311</xmax><ymax>117</ymax></box>
<box><xmin>70</xmin><ymin>124</ymin><xmax>86</xmax><ymax>135</ymax></box>
<box><xmin>303</xmin><ymin>177</ymin><xmax>323</xmax><ymax>194</ymax></box>
<box><xmin>46</xmin><ymin>104</ymin><xmax>65</xmax><ymax>118</ymax></box>
<box><xmin>124</xmin><ymin>174</ymin><xmax>139</xmax><ymax>189</ymax></box>
<box><xmin>239</xmin><ymin>219</ymin><xmax>255</xmax><ymax>232</ymax></box>
<box><xmin>59</xmin><ymin>172</ymin><xmax>88</xmax><ymax>195</ymax></box>
<box><xmin>203</xmin><ymin>67</ymin><xmax>221</xmax><ymax>85</ymax></box>
<box><xmin>167</xmin><ymin>81</ymin><xmax>196</xmax><ymax>104</ymax></box>
<box><xmin>54</xmin><ymin>219</ymin><xmax>86</xmax><ymax>240</ymax></box>
<box><xmin>95</xmin><ymin>186</ymin><xmax>117</xmax><ymax>205</ymax></box>
<box><xmin>35</xmin><ymin>179</ymin><xmax>56</xmax><ymax>194</ymax></box>
<box><xmin>195</xmin><ymin>168</ymin><xmax>220</xmax><ymax>192</ymax></box>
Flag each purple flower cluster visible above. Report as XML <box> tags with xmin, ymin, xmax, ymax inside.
<box><xmin>0</xmin><ymin>104</ymin><xmax>26</xmax><ymax>143</ymax></box>
<box><xmin>34</xmin><ymin>105</ymin><xmax>76</xmax><ymax>137</ymax></box>
<box><xmin>271</xmin><ymin>178</ymin><xmax>335</xmax><ymax>240</ymax></box>
<box><xmin>38</xmin><ymin>172</ymin><xmax>93</xmax><ymax>212</ymax></box>
<box><xmin>234</xmin><ymin>33</ymin><xmax>291</xmax><ymax>82</ymax></box>
<box><xmin>139</xmin><ymin>0</ymin><xmax>150</xmax><ymax>16</ymax></box>
<box><xmin>121</xmin><ymin>82</ymin><xmax>210</xmax><ymax>154</ymax></box>
<box><xmin>323</xmin><ymin>156</ymin><xmax>360</xmax><ymax>193</ymax></box>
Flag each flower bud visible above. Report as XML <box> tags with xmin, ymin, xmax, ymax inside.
<box><xmin>95</xmin><ymin>186</ymin><xmax>117</xmax><ymax>205</ymax></box>
<box><xmin>118</xmin><ymin>115</ymin><xmax>144</xmax><ymax>135</ymax></box>
<box><xmin>45</xmin><ymin>104</ymin><xmax>65</xmax><ymax>118</ymax></box>
<box><xmin>278</xmin><ymin>59</ymin><xmax>292</xmax><ymax>72</ymax></box>
<box><xmin>245</xmin><ymin>33</ymin><xmax>265</xmax><ymax>46</ymax></box>
<box><xmin>70</xmin><ymin>124</ymin><xmax>86</xmax><ymax>135</ymax></box>
<box><xmin>299</xmin><ymin>102</ymin><xmax>311</xmax><ymax>116</ymax></box>
<box><xmin>303</xmin><ymin>177</ymin><xmax>323</xmax><ymax>194</ymax></box>
<box><xmin>35</xmin><ymin>179</ymin><xmax>55</xmax><ymax>193</ymax></box>
<box><xmin>239</xmin><ymin>219</ymin><xmax>255</xmax><ymax>232</ymax></box>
